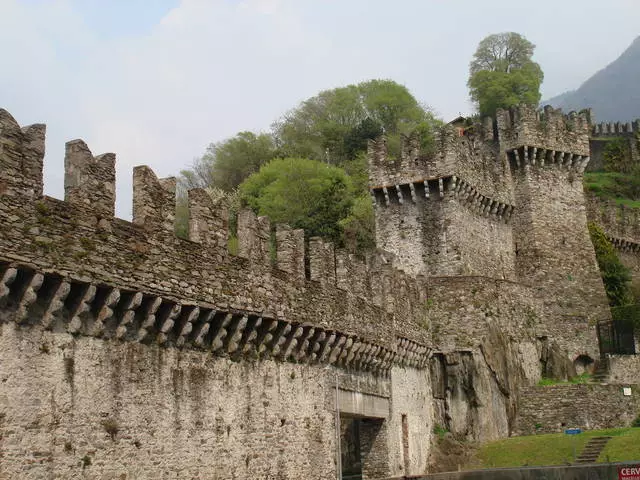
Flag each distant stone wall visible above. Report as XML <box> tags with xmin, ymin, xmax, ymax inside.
<box><xmin>586</xmin><ymin>195</ymin><xmax>640</xmax><ymax>242</ymax></box>
<box><xmin>586</xmin><ymin>195</ymin><xmax>640</xmax><ymax>297</ymax></box>
<box><xmin>514</xmin><ymin>384</ymin><xmax>640</xmax><ymax>436</ymax></box>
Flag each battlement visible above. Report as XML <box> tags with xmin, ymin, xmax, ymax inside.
<box><xmin>371</xmin><ymin>175</ymin><xmax>514</xmax><ymax>223</ymax></box>
<box><xmin>0</xmin><ymin>108</ymin><xmax>432</xmax><ymax>371</ymax></box>
<box><xmin>0</xmin><ymin>109</ymin><xmax>45</xmax><ymax>199</ymax></box>
<box><xmin>368</xmin><ymin>122</ymin><xmax>496</xmax><ymax>189</ymax></box>
<box><xmin>592</xmin><ymin>120</ymin><xmax>640</xmax><ymax>137</ymax></box>
<box><xmin>586</xmin><ymin>195</ymin><xmax>640</xmax><ymax>247</ymax></box>
<box><xmin>496</xmin><ymin>104</ymin><xmax>592</xmax><ymax>156</ymax></box>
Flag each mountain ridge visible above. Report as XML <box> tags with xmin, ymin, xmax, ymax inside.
<box><xmin>544</xmin><ymin>36</ymin><xmax>640</xmax><ymax>123</ymax></box>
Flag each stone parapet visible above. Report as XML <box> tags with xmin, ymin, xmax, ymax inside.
<box><xmin>514</xmin><ymin>384</ymin><xmax>640</xmax><ymax>435</ymax></box>
<box><xmin>496</xmin><ymin>104</ymin><xmax>591</xmax><ymax>156</ymax></box>
<box><xmin>0</xmin><ymin>107</ymin><xmax>431</xmax><ymax>367</ymax></box>
<box><xmin>592</xmin><ymin>119</ymin><xmax>640</xmax><ymax>137</ymax></box>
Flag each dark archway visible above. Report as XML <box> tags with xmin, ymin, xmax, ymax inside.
<box><xmin>573</xmin><ymin>354</ymin><xmax>595</xmax><ymax>375</ymax></box>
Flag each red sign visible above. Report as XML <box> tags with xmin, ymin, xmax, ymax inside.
<box><xmin>619</xmin><ymin>466</ymin><xmax>640</xmax><ymax>480</ymax></box>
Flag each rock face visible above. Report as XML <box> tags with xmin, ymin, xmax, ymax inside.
<box><xmin>0</xmin><ymin>103</ymin><xmax>622</xmax><ymax>479</ymax></box>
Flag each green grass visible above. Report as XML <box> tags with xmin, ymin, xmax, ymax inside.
<box><xmin>537</xmin><ymin>372</ymin><xmax>592</xmax><ymax>386</ymax></box>
<box><xmin>602</xmin><ymin>428</ymin><xmax>640</xmax><ymax>462</ymax></box>
<box><xmin>584</xmin><ymin>172</ymin><xmax>640</xmax><ymax>208</ymax></box>
<box><xmin>471</xmin><ymin>428</ymin><xmax>640</xmax><ymax>469</ymax></box>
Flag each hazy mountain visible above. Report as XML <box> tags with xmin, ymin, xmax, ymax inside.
<box><xmin>544</xmin><ymin>36</ymin><xmax>640</xmax><ymax>123</ymax></box>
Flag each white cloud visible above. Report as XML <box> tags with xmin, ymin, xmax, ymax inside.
<box><xmin>1</xmin><ymin>0</ymin><xmax>639</xmax><ymax>218</ymax></box>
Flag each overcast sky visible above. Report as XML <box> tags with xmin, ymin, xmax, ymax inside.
<box><xmin>2</xmin><ymin>0</ymin><xmax>639</xmax><ymax>217</ymax></box>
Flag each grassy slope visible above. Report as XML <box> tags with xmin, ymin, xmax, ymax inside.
<box><xmin>584</xmin><ymin>172</ymin><xmax>640</xmax><ymax>208</ymax></box>
<box><xmin>471</xmin><ymin>428</ymin><xmax>640</xmax><ymax>469</ymax></box>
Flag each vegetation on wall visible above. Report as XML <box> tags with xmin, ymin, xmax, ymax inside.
<box><xmin>583</xmin><ymin>134</ymin><xmax>640</xmax><ymax>207</ymax></box>
<box><xmin>603</xmin><ymin>137</ymin><xmax>633</xmax><ymax>173</ymax></box>
<box><xmin>583</xmin><ymin>171</ymin><xmax>640</xmax><ymax>208</ymax></box>
<box><xmin>177</xmin><ymin>79</ymin><xmax>440</xmax><ymax>253</ymax></box>
<box><xmin>588</xmin><ymin>222</ymin><xmax>632</xmax><ymax>307</ymax></box>
<box><xmin>239</xmin><ymin>158</ymin><xmax>355</xmax><ymax>244</ymax></box>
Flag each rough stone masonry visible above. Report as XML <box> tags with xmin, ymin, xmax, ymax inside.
<box><xmin>0</xmin><ymin>103</ymin><xmax>630</xmax><ymax>480</ymax></box>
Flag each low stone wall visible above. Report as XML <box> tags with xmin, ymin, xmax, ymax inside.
<box><xmin>514</xmin><ymin>384</ymin><xmax>640</xmax><ymax>436</ymax></box>
<box><xmin>416</xmin><ymin>462</ymin><xmax>640</xmax><ymax>480</ymax></box>
<box><xmin>608</xmin><ymin>354</ymin><xmax>640</xmax><ymax>384</ymax></box>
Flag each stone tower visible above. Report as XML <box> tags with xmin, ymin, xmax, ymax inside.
<box><xmin>499</xmin><ymin>105</ymin><xmax>610</xmax><ymax>357</ymax></box>
<box><xmin>368</xmin><ymin>104</ymin><xmax>611</xmax><ymax>359</ymax></box>
<box><xmin>368</xmin><ymin>120</ymin><xmax>516</xmax><ymax>280</ymax></box>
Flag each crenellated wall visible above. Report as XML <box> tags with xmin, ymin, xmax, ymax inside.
<box><xmin>496</xmin><ymin>104</ymin><xmax>592</xmax><ymax>157</ymax></box>
<box><xmin>0</xmin><ymin>108</ymin><xmax>435</xmax><ymax>479</ymax></box>
<box><xmin>503</xmin><ymin>106</ymin><xmax>608</xmax><ymax>358</ymax></box>
<box><xmin>369</xmin><ymin>127</ymin><xmax>516</xmax><ymax>279</ymax></box>
<box><xmin>370</xmin><ymin>105</ymin><xmax>608</xmax><ymax>361</ymax></box>
<box><xmin>0</xmin><ymin>99</ymin><xmax>629</xmax><ymax>478</ymax></box>
<box><xmin>588</xmin><ymin>120</ymin><xmax>640</xmax><ymax>172</ymax></box>
<box><xmin>592</xmin><ymin>119</ymin><xmax>640</xmax><ymax>137</ymax></box>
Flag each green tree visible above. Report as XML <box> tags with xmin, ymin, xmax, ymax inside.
<box><xmin>274</xmin><ymin>79</ymin><xmax>437</xmax><ymax>164</ymax></box>
<box><xmin>339</xmin><ymin>195</ymin><xmax>376</xmax><ymax>255</ymax></box>
<box><xmin>179</xmin><ymin>131</ymin><xmax>277</xmax><ymax>194</ymax></box>
<box><xmin>240</xmin><ymin>158</ymin><xmax>355</xmax><ymax>243</ymax></box>
<box><xmin>468</xmin><ymin>33</ymin><xmax>544</xmax><ymax>117</ymax></box>
<box><xmin>588</xmin><ymin>222</ymin><xmax>632</xmax><ymax>307</ymax></box>
<box><xmin>209</xmin><ymin>131</ymin><xmax>277</xmax><ymax>191</ymax></box>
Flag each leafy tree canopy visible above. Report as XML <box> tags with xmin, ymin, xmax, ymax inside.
<box><xmin>468</xmin><ymin>32</ymin><xmax>543</xmax><ymax>117</ymax></box>
<box><xmin>180</xmin><ymin>131</ymin><xmax>277</xmax><ymax>193</ymax></box>
<box><xmin>240</xmin><ymin>158</ymin><xmax>355</xmax><ymax>243</ymax></box>
<box><xmin>178</xmin><ymin>79</ymin><xmax>439</xmax><ymax>253</ymax></box>
<box><xmin>273</xmin><ymin>79</ymin><xmax>437</xmax><ymax>164</ymax></box>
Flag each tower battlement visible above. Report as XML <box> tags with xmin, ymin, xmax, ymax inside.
<box><xmin>496</xmin><ymin>104</ymin><xmax>592</xmax><ymax>156</ymax></box>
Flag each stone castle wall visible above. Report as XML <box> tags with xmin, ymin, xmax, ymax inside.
<box><xmin>0</xmin><ymin>108</ymin><xmax>435</xmax><ymax>479</ymax></box>
<box><xmin>1</xmin><ymin>98</ymin><xmax>635</xmax><ymax>478</ymax></box>
<box><xmin>0</xmin><ymin>319</ymin><xmax>434</xmax><ymax>480</ymax></box>
<box><xmin>510</xmin><ymin>164</ymin><xmax>606</xmax><ymax>356</ymax></box>
<box><xmin>606</xmin><ymin>355</ymin><xmax>640</xmax><ymax>384</ymax></box>
<box><xmin>372</xmin><ymin>180</ymin><xmax>515</xmax><ymax>278</ymax></box>
<box><xmin>514</xmin><ymin>384</ymin><xmax>640</xmax><ymax>436</ymax></box>
<box><xmin>371</xmin><ymin>105</ymin><xmax>609</xmax><ymax>360</ymax></box>
<box><xmin>588</xmin><ymin>120</ymin><xmax>640</xmax><ymax>172</ymax></box>
<box><xmin>369</xmin><ymin>127</ymin><xmax>516</xmax><ymax>279</ymax></box>
<box><xmin>586</xmin><ymin>195</ymin><xmax>640</xmax><ymax>301</ymax></box>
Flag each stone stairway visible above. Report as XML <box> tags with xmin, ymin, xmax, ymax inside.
<box><xmin>575</xmin><ymin>436</ymin><xmax>612</xmax><ymax>464</ymax></box>
<box><xmin>591</xmin><ymin>358</ymin><xmax>609</xmax><ymax>383</ymax></box>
